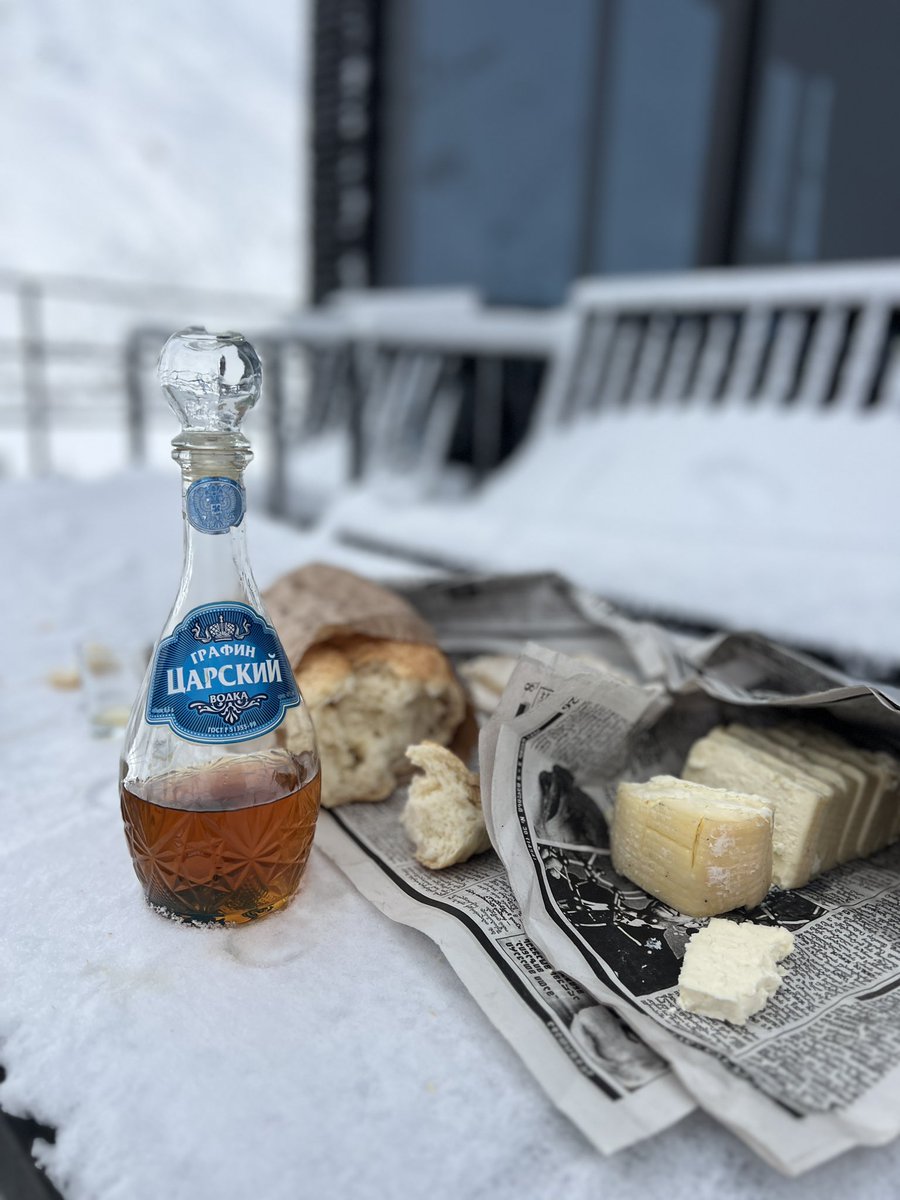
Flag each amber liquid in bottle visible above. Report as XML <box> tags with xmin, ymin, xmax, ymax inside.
<box><xmin>121</xmin><ymin>752</ymin><xmax>320</xmax><ymax>925</ymax></box>
<box><xmin>120</xmin><ymin>331</ymin><xmax>321</xmax><ymax>926</ymax></box>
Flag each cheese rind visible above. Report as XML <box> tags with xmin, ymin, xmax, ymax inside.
<box><xmin>611</xmin><ymin>776</ymin><xmax>773</xmax><ymax>918</ymax></box>
<box><xmin>678</xmin><ymin>918</ymin><xmax>795</xmax><ymax>1025</ymax></box>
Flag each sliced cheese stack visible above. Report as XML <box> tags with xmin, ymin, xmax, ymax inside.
<box><xmin>765</xmin><ymin>725</ymin><xmax>872</xmax><ymax>864</ymax></box>
<box><xmin>683</xmin><ymin>727</ymin><xmax>837</xmax><ymax>887</ymax></box>
<box><xmin>781</xmin><ymin>723</ymin><xmax>900</xmax><ymax>859</ymax></box>
<box><xmin>683</xmin><ymin>723</ymin><xmax>900</xmax><ymax>890</ymax></box>
<box><xmin>611</xmin><ymin>776</ymin><xmax>773</xmax><ymax>918</ymax></box>
<box><xmin>678</xmin><ymin>918</ymin><xmax>795</xmax><ymax>1025</ymax></box>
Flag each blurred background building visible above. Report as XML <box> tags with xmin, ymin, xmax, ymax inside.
<box><xmin>2</xmin><ymin>0</ymin><xmax>899</xmax><ymax>512</ymax></box>
<box><xmin>317</xmin><ymin>0</ymin><xmax>900</xmax><ymax>298</ymax></box>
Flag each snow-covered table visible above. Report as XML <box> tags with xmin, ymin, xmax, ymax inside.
<box><xmin>327</xmin><ymin>408</ymin><xmax>900</xmax><ymax>670</ymax></box>
<box><xmin>3</xmin><ymin>473</ymin><xmax>900</xmax><ymax>1200</ymax></box>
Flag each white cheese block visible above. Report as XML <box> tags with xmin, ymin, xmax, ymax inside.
<box><xmin>725</xmin><ymin>724</ymin><xmax>849</xmax><ymax>872</ymax></box>
<box><xmin>611</xmin><ymin>776</ymin><xmax>773</xmax><ymax>918</ymax></box>
<box><xmin>682</xmin><ymin>728</ymin><xmax>833</xmax><ymax>889</ymax></box>
<box><xmin>678</xmin><ymin>918</ymin><xmax>795</xmax><ymax>1025</ymax></box>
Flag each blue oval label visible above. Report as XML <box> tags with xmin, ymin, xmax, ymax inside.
<box><xmin>146</xmin><ymin>602</ymin><xmax>300</xmax><ymax>744</ymax></box>
<box><xmin>186</xmin><ymin>477</ymin><xmax>245</xmax><ymax>534</ymax></box>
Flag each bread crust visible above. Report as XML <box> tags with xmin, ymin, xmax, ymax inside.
<box><xmin>299</xmin><ymin>635</ymin><xmax>458</xmax><ymax>698</ymax></box>
<box><xmin>286</xmin><ymin>635</ymin><xmax>467</xmax><ymax>807</ymax></box>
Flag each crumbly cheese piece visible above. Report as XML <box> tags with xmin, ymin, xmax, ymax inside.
<box><xmin>401</xmin><ymin>742</ymin><xmax>491</xmax><ymax>869</ymax></box>
<box><xmin>725</xmin><ymin>724</ymin><xmax>848</xmax><ymax>873</ymax></box>
<box><xmin>683</xmin><ymin>728</ymin><xmax>835</xmax><ymax>888</ymax></box>
<box><xmin>611</xmin><ymin>776</ymin><xmax>773</xmax><ymax>918</ymax></box>
<box><xmin>678</xmin><ymin>918</ymin><xmax>795</xmax><ymax>1025</ymax></box>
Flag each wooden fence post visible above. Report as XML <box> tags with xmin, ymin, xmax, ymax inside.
<box><xmin>19</xmin><ymin>280</ymin><xmax>50</xmax><ymax>475</ymax></box>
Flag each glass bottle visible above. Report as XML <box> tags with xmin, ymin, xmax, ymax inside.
<box><xmin>120</xmin><ymin>328</ymin><xmax>320</xmax><ymax>925</ymax></box>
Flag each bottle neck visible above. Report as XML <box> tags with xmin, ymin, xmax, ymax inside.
<box><xmin>171</xmin><ymin>433</ymin><xmax>263</xmax><ymax>613</ymax></box>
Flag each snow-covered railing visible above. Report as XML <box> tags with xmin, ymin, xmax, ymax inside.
<box><xmin>0</xmin><ymin>270</ymin><xmax>288</xmax><ymax>475</ymax></box>
<box><xmin>123</xmin><ymin>290</ymin><xmax>510</xmax><ymax>518</ymax></box>
<box><xmin>124</xmin><ymin>309</ymin><xmax>355</xmax><ymax>516</ymax></box>
<box><xmin>325</xmin><ymin>262</ymin><xmax>900</xmax><ymax>668</ymax></box>
<box><xmin>536</xmin><ymin>261</ymin><xmax>900</xmax><ymax>433</ymax></box>
<box><xmin>342</xmin><ymin>305</ymin><xmax>566</xmax><ymax>486</ymax></box>
<box><xmin>265</xmin><ymin>299</ymin><xmax>564</xmax><ymax>522</ymax></box>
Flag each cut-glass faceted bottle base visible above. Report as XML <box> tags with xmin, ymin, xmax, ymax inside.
<box><xmin>145</xmin><ymin>887</ymin><xmax>300</xmax><ymax>927</ymax></box>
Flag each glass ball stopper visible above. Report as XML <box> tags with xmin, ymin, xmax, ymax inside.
<box><xmin>157</xmin><ymin>327</ymin><xmax>262</xmax><ymax>434</ymax></box>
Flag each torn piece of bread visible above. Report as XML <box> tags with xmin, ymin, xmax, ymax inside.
<box><xmin>402</xmin><ymin>741</ymin><xmax>491</xmax><ymax>869</ymax></box>
<box><xmin>611</xmin><ymin>776</ymin><xmax>773</xmax><ymax>918</ymax></box>
<box><xmin>678</xmin><ymin>919</ymin><xmax>794</xmax><ymax>1025</ymax></box>
<box><xmin>46</xmin><ymin>666</ymin><xmax>81</xmax><ymax>691</ymax></box>
<box><xmin>284</xmin><ymin>636</ymin><xmax>466</xmax><ymax>807</ymax></box>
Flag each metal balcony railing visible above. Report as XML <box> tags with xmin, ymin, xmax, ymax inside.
<box><xmin>0</xmin><ymin>270</ymin><xmax>290</xmax><ymax>475</ymax></box>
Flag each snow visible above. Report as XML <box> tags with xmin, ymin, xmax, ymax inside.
<box><xmin>1</xmin><ymin>9</ymin><xmax>898</xmax><ymax>1190</ymax></box>
<box><xmin>0</xmin><ymin>0</ymin><xmax>306</xmax><ymax>296</ymax></box>
<box><xmin>0</xmin><ymin>0</ymin><xmax>310</xmax><ymax>480</ymax></box>
<box><xmin>283</xmin><ymin>429</ymin><xmax>352</xmax><ymax>524</ymax></box>
<box><xmin>4</xmin><ymin>472</ymin><xmax>900</xmax><ymax>1199</ymax></box>
<box><xmin>326</xmin><ymin>407</ymin><xmax>900</xmax><ymax>667</ymax></box>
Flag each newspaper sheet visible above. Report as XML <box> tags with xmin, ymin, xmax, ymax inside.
<box><xmin>314</xmin><ymin>573</ymin><xmax>698</xmax><ymax>1154</ymax></box>
<box><xmin>481</xmin><ymin>627</ymin><xmax>900</xmax><ymax>1175</ymax></box>
<box><xmin>317</xmin><ymin>803</ymin><xmax>692</xmax><ymax>1153</ymax></box>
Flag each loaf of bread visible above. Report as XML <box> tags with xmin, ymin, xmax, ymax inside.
<box><xmin>402</xmin><ymin>741</ymin><xmax>491</xmax><ymax>869</ymax></box>
<box><xmin>283</xmin><ymin>635</ymin><xmax>467</xmax><ymax>808</ymax></box>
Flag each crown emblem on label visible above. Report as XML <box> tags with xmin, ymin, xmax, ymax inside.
<box><xmin>191</xmin><ymin>613</ymin><xmax>251</xmax><ymax>643</ymax></box>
